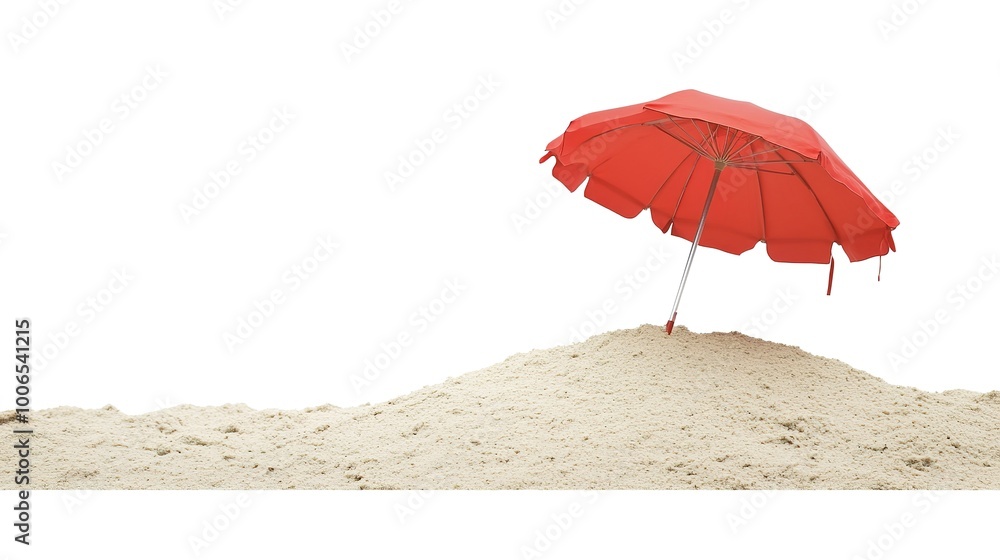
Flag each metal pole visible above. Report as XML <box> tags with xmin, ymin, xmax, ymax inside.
<box><xmin>666</xmin><ymin>161</ymin><xmax>724</xmax><ymax>334</ymax></box>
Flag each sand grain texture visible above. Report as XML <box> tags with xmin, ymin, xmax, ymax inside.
<box><xmin>7</xmin><ymin>326</ymin><xmax>1000</xmax><ymax>489</ymax></box>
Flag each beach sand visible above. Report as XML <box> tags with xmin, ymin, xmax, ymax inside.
<box><xmin>6</xmin><ymin>325</ymin><xmax>999</xmax><ymax>490</ymax></box>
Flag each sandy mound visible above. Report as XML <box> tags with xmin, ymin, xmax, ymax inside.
<box><xmin>6</xmin><ymin>325</ymin><xmax>1000</xmax><ymax>490</ymax></box>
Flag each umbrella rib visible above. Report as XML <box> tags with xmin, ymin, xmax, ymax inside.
<box><xmin>662</xmin><ymin>154</ymin><xmax>702</xmax><ymax>233</ymax></box>
<box><xmin>741</xmin><ymin>138</ymin><xmax>764</xmax><ymax>167</ymax></box>
<box><xmin>653</xmin><ymin>123</ymin><xmax>713</xmax><ymax>159</ymax></box>
<box><xmin>732</xmin><ymin>158</ymin><xmax>813</xmax><ymax>165</ymax></box>
<box><xmin>665</xmin><ymin>116</ymin><xmax>709</xmax><ymax>155</ymax></box>
<box><xmin>785</xmin><ymin>162</ymin><xmax>841</xmax><ymax>244</ymax></box>
<box><xmin>726</xmin><ymin>128</ymin><xmax>752</xmax><ymax>160</ymax></box>
<box><xmin>727</xmin><ymin>164</ymin><xmax>797</xmax><ymax>175</ymax></box>
<box><xmin>720</xmin><ymin>126</ymin><xmax>735</xmax><ymax>159</ymax></box>
<box><xmin>587</xmin><ymin>133</ymin><xmax>702</xmax><ymax>220</ymax></box>
<box><xmin>723</xmin><ymin>134</ymin><xmax>761</xmax><ymax>161</ymax></box>
<box><xmin>708</xmin><ymin>122</ymin><xmax>722</xmax><ymax>159</ymax></box>
<box><xmin>642</xmin><ymin>151</ymin><xmax>699</xmax><ymax>232</ymax></box>
<box><xmin>660</xmin><ymin>115</ymin><xmax>712</xmax><ymax>158</ymax></box>
<box><xmin>648</xmin><ymin>150</ymin><xmax>697</xmax><ymax>208</ymax></box>
<box><xmin>727</xmin><ymin>145</ymin><xmax>788</xmax><ymax>163</ymax></box>
<box><xmin>730</xmin><ymin>146</ymin><xmax>815</xmax><ymax>174</ymax></box>
<box><xmin>690</xmin><ymin>118</ymin><xmax>719</xmax><ymax>159</ymax></box>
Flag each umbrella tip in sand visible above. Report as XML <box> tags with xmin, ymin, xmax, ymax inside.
<box><xmin>665</xmin><ymin>313</ymin><xmax>678</xmax><ymax>335</ymax></box>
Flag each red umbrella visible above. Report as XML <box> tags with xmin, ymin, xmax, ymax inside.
<box><xmin>540</xmin><ymin>89</ymin><xmax>899</xmax><ymax>334</ymax></box>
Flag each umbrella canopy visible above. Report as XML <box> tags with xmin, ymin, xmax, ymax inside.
<box><xmin>540</xmin><ymin>89</ymin><xmax>899</xmax><ymax>333</ymax></box>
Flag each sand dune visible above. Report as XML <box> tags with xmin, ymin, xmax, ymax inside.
<box><xmin>6</xmin><ymin>325</ymin><xmax>999</xmax><ymax>490</ymax></box>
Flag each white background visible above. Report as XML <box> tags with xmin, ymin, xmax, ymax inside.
<box><xmin>2</xmin><ymin>0</ymin><xmax>998</xmax><ymax>558</ymax></box>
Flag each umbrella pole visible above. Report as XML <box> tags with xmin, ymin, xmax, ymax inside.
<box><xmin>666</xmin><ymin>162</ymin><xmax>724</xmax><ymax>334</ymax></box>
